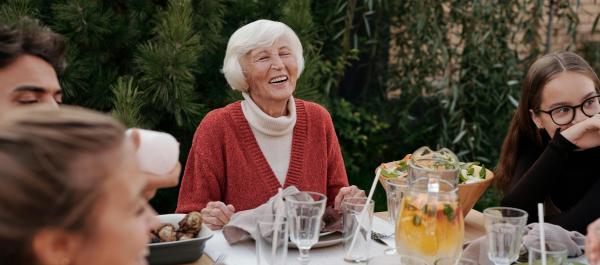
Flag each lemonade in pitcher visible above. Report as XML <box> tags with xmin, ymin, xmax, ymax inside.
<box><xmin>395</xmin><ymin>178</ymin><xmax>464</xmax><ymax>263</ymax></box>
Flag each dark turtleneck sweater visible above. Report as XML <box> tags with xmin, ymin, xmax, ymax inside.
<box><xmin>501</xmin><ymin>130</ymin><xmax>600</xmax><ymax>234</ymax></box>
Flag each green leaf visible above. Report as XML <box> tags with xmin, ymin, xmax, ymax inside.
<box><xmin>467</xmin><ymin>166</ymin><xmax>475</xmax><ymax>176</ymax></box>
<box><xmin>479</xmin><ymin>164</ymin><xmax>487</xmax><ymax>179</ymax></box>
<box><xmin>413</xmin><ymin>215</ymin><xmax>422</xmax><ymax>226</ymax></box>
<box><xmin>443</xmin><ymin>204</ymin><xmax>455</xmax><ymax>221</ymax></box>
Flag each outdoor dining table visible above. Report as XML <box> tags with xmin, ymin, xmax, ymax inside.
<box><xmin>185</xmin><ymin>210</ymin><xmax>487</xmax><ymax>265</ymax></box>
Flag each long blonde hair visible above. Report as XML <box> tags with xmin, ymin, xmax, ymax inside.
<box><xmin>0</xmin><ymin>106</ymin><xmax>126</xmax><ymax>264</ymax></box>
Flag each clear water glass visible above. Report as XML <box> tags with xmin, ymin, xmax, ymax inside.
<box><xmin>256</xmin><ymin>215</ymin><xmax>288</xmax><ymax>265</ymax></box>
<box><xmin>342</xmin><ymin>197</ymin><xmax>374</xmax><ymax>263</ymax></box>
<box><xmin>527</xmin><ymin>241</ymin><xmax>567</xmax><ymax>265</ymax></box>
<box><xmin>484</xmin><ymin>207</ymin><xmax>528</xmax><ymax>265</ymax></box>
<box><xmin>384</xmin><ymin>178</ymin><xmax>409</xmax><ymax>255</ymax></box>
<box><xmin>284</xmin><ymin>191</ymin><xmax>327</xmax><ymax>264</ymax></box>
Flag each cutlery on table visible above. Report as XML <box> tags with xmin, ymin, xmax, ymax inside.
<box><xmin>214</xmin><ymin>254</ymin><xmax>227</xmax><ymax>265</ymax></box>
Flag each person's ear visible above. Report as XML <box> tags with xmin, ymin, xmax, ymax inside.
<box><xmin>32</xmin><ymin>229</ymin><xmax>80</xmax><ymax>265</ymax></box>
<box><xmin>529</xmin><ymin>109</ymin><xmax>543</xmax><ymax>129</ymax></box>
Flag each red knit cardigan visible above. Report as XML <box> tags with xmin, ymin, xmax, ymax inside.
<box><xmin>176</xmin><ymin>99</ymin><xmax>349</xmax><ymax>213</ymax></box>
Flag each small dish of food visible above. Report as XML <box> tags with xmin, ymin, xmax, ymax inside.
<box><xmin>147</xmin><ymin>212</ymin><xmax>213</xmax><ymax>265</ymax></box>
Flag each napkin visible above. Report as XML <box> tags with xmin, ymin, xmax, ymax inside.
<box><xmin>463</xmin><ymin>222</ymin><xmax>586</xmax><ymax>265</ymax></box>
<box><xmin>222</xmin><ymin>186</ymin><xmax>299</xmax><ymax>244</ymax></box>
<box><xmin>522</xmin><ymin>223</ymin><xmax>585</xmax><ymax>256</ymax></box>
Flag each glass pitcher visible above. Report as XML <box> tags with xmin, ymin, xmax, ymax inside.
<box><xmin>395</xmin><ymin>178</ymin><xmax>464</xmax><ymax>264</ymax></box>
<box><xmin>408</xmin><ymin>146</ymin><xmax>460</xmax><ymax>186</ymax></box>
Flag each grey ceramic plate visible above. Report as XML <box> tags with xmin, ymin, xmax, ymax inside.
<box><xmin>147</xmin><ymin>214</ymin><xmax>213</xmax><ymax>265</ymax></box>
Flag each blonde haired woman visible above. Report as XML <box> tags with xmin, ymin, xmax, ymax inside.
<box><xmin>0</xmin><ymin>106</ymin><xmax>156</xmax><ymax>265</ymax></box>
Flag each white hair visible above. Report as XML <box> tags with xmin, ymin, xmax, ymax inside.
<box><xmin>222</xmin><ymin>19</ymin><xmax>304</xmax><ymax>92</ymax></box>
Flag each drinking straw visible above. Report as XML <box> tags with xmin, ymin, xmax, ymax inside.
<box><xmin>347</xmin><ymin>168</ymin><xmax>381</xmax><ymax>257</ymax></box>
<box><xmin>537</xmin><ymin>203</ymin><xmax>547</xmax><ymax>265</ymax></box>
<box><xmin>271</xmin><ymin>188</ymin><xmax>284</xmax><ymax>262</ymax></box>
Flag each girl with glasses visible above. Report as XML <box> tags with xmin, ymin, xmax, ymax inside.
<box><xmin>496</xmin><ymin>51</ymin><xmax>600</xmax><ymax>234</ymax></box>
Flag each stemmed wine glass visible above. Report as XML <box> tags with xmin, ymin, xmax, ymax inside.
<box><xmin>284</xmin><ymin>191</ymin><xmax>327</xmax><ymax>265</ymax></box>
<box><xmin>483</xmin><ymin>207</ymin><xmax>528</xmax><ymax>265</ymax></box>
<box><xmin>383</xmin><ymin>178</ymin><xmax>409</xmax><ymax>255</ymax></box>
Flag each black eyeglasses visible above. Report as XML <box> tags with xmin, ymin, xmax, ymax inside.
<box><xmin>535</xmin><ymin>95</ymin><xmax>600</xmax><ymax>125</ymax></box>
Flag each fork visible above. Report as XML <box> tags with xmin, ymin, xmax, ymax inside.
<box><xmin>371</xmin><ymin>231</ymin><xmax>393</xmax><ymax>239</ymax></box>
<box><xmin>371</xmin><ymin>231</ymin><xmax>394</xmax><ymax>246</ymax></box>
<box><xmin>214</xmin><ymin>254</ymin><xmax>227</xmax><ymax>265</ymax></box>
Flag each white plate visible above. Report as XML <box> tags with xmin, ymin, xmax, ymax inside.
<box><xmin>288</xmin><ymin>232</ymin><xmax>343</xmax><ymax>249</ymax></box>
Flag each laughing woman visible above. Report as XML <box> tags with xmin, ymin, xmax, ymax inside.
<box><xmin>176</xmin><ymin>19</ymin><xmax>363</xmax><ymax>230</ymax></box>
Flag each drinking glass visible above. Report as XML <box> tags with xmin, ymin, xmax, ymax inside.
<box><xmin>434</xmin><ymin>257</ymin><xmax>477</xmax><ymax>265</ymax></box>
<box><xmin>395</xmin><ymin>178</ymin><xmax>464</xmax><ymax>264</ymax></box>
<box><xmin>527</xmin><ymin>241</ymin><xmax>567</xmax><ymax>265</ymax></box>
<box><xmin>342</xmin><ymin>197</ymin><xmax>374</xmax><ymax>263</ymax></box>
<box><xmin>284</xmin><ymin>191</ymin><xmax>327</xmax><ymax>264</ymax></box>
<box><xmin>384</xmin><ymin>178</ymin><xmax>409</xmax><ymax>255</ymax></box>
<box><xmin>408</xmin><ymin>146</ymin><xmax>460</xmax><ymax>186</ymax></box>
<box><xmin>483</xmin><ymin>207</ymin><xmax>528</xmax><ymax>265</ymax></box>
<box><xmin>367</xmin><ymin>254</ymin><xmax>429</xmax><ymax>265</ymax></box>
<box><xmin>256</xmin><ymin>215</ymin><xmax>288</xmax><ymax>265</ymax></box>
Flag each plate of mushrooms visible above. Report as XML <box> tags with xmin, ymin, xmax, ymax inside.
<box><xmin>147</xmin><ymin>212</ymin><xmax>213</xmax><ymax>265</ymax></box>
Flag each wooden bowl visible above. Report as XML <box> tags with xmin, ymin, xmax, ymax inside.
<box><xmin>458</xmin><ymin>166</ymin><xmax>494</xmax><ymax>217</ymax></box>
<box><xmin>378</xmin><ymin>164</ymin><xmax>493</xmax><ymax>217</ymax></box>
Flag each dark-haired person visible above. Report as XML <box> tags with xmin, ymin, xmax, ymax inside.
<box><xmin>0</xmin><ymin>106</ymin><xmax>157</xmax><ymax>265</ymax></box>
<box><xmin>497</xmin><ymin>52</ymin><xmax>600</xmax><ymax>233</ymax></box>
<box><xmin>0</xmin><ymin>19</ymin><xmax>65</xmax><ymax>112</ymax></box>
<box><xmin>0</xmin><ymin>18</ymin><xmax>180</xmax><ymax>199</ymax></box>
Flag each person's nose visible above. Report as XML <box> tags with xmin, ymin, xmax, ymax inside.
<box><xmin>40</xmin><ymin>96</ymin><xmax>60</xmax><ymax>110</ymax></box>
<box><xmin>145</xmin><ymin>205</ymin><xmax>161</xmax><ymax>230</ymax></box>
<box><xmin>271</xmin><ymin>55</ymin><xmax>284</xmax><ymax>70</ymax></box>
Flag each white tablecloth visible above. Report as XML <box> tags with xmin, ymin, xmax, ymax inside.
<box><xmin>204</xmin><ymin>216</ymin><xmax>394</xmax><ymax>265</ymax></box>
<box><xmin>203</xmin><ymin>215</ymin><xmax>590</xmax><ymax>265</ymax></box>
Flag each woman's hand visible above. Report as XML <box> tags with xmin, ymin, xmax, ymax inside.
<box><xmin>334</xmin><ymin>185</ymin><xmax>366</xmax><ymax>210</ymax></box>
<box><xmin>586</xmin><ymin>218</ymin><xmax>600</xmax><ymax>265</ymax></box>
<box><xmin>561</xmin><ymin>114</ymin><xmax>600</xmax><ymax>150</ymax></box>
<box><xmin>201</xmin><ymin>201</ymin><xmax>236</xmax><ymax>230</ymax></box>
<box><xmin>142</xmin><ymin>162</ymin><xmax>182</xmax><ymax>200</ymax></box>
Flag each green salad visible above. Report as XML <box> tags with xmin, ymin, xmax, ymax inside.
<box><xmin>458</xmin><ymin>162</ymin><xmax>487</xmax><ymax>184</ymax></box>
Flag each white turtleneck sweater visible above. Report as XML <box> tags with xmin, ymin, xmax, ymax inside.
<box><xmin>241</xmin><ymin>93</ymin><xmax>296</xmax><ymax>185</ymax></box>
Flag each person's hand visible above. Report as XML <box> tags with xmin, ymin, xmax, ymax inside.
<box><xmin>201</xmin><ymin>201</ymin><xmax>236</xmax><ymax>230</ymax></box>
<box><xmin>142</xmin><ymin>162</ymin><xmax>181</xmax><ymax>199</ymax></box>
<box><xmin>561</xmin><ymin>114</ymin><xmax>600</xmax><ymax>150</ymax></box>
<box><xmin>585</xmin><ymin>218</ymin><xmax>600</xmax><ymax>264</ymax></box>
<box><xmin>334</xmin><ymin>185</ymin><xmax>366</xmax><ymax>211</ymax></box>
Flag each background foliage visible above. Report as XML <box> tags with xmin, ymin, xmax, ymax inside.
<box><xmin>1</xmin><ymin>0</ymin><xmax>598</xmax><ymax>212</ymax></box>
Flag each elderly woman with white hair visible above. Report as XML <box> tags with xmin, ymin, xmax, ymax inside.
<box><xmin>176</xmin><ymin>19</ymin><xmax>364</xmax><ymax>230</ymax></box>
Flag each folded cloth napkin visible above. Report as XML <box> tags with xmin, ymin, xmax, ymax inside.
<box><xmin>463</xmin><ymin>222</ymin><xmax>586</xmax><ymax>265</ymax></box>
<box><xmin>223</xmin><ymin>186</ymin><xmax>299</xmax><ymax>244</ymax></box>
<box><xmin>522</xmin><ymin>223</ymin><xmax>585</xmax><ymax>257</ymax></box>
